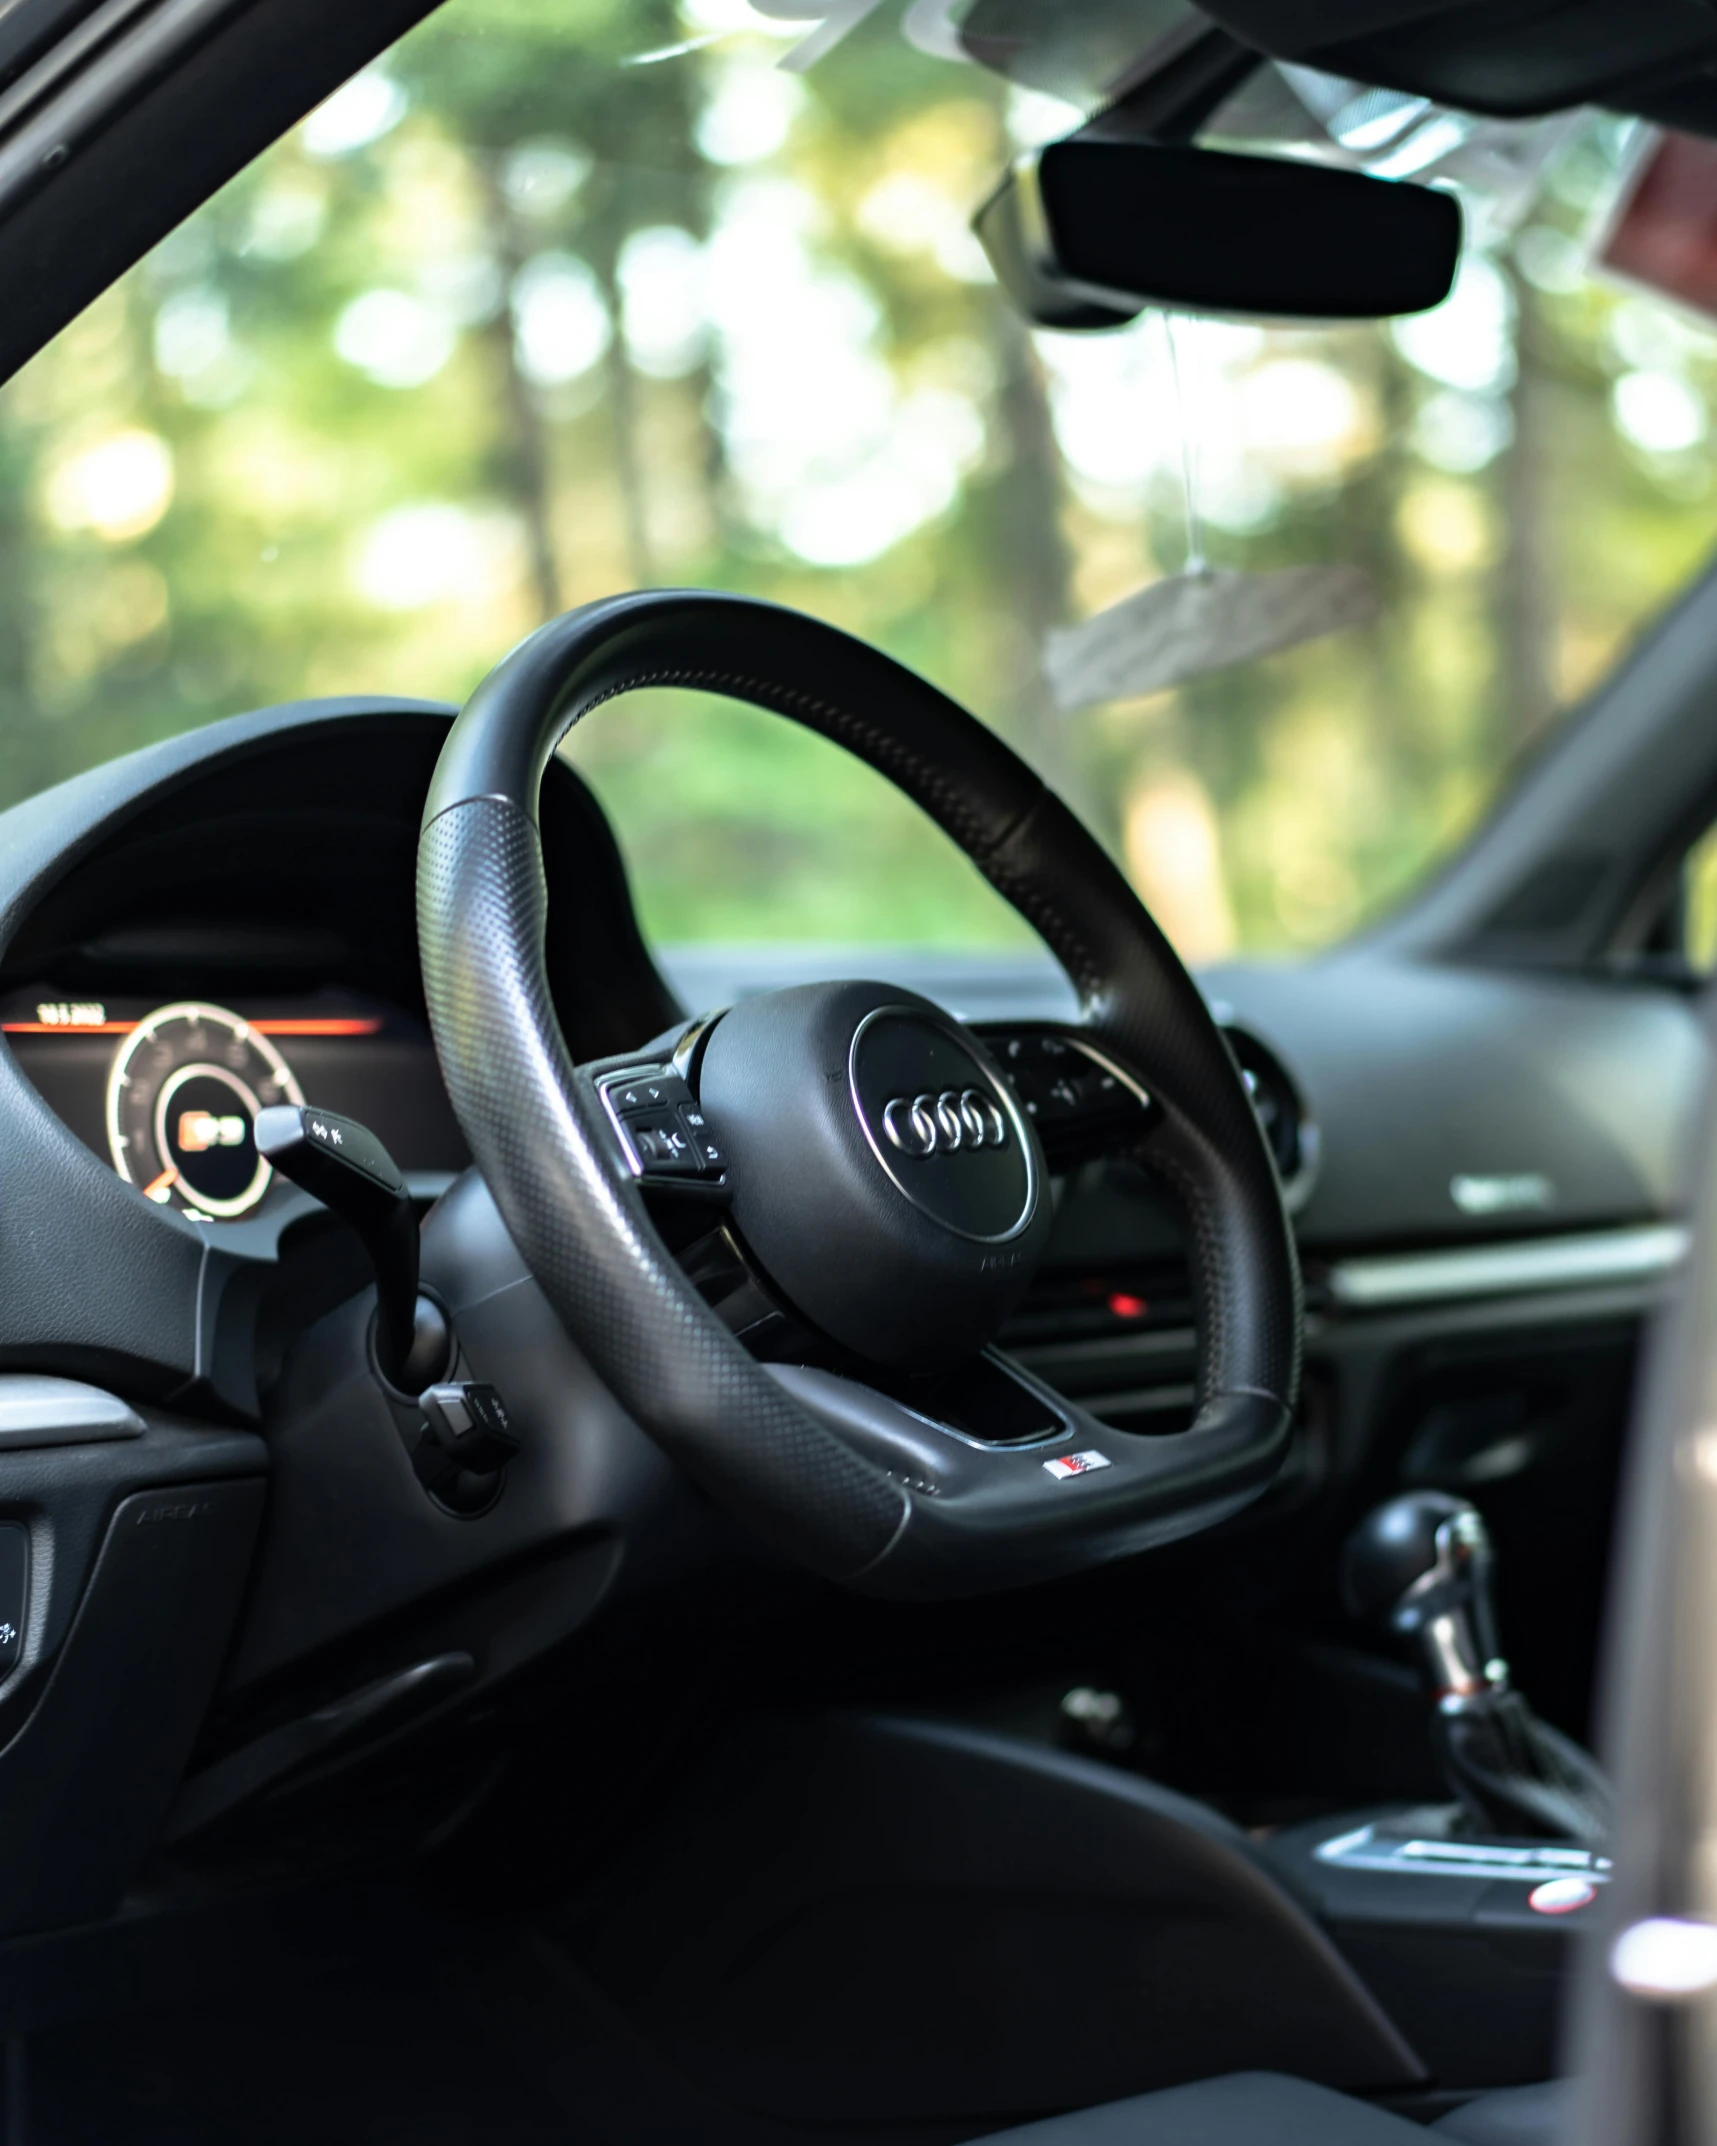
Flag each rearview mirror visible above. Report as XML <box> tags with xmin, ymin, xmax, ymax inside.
<box><xmin>974</xmin><ymin>138</ymin><xmax>1463</xmax><ymax>328</ymax></box>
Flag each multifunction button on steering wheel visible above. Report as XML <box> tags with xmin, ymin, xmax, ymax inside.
<box><xmin>416</xmin><ymin>591</ymin><xmax>1301</xmax><ymax>1597</ymax></box>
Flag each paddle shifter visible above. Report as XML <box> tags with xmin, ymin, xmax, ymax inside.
<box><xmin>1342</xmin><ymin>1491</ymin><xmax>1610</xmax><ymax>1844</ymax></box>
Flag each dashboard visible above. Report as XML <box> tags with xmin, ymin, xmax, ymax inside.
<box><xmin>0</xmin><ymin>689</ymin><xmax>1700</xmax><ymax>1753</ymax></box>
<box><xmin>0</xmin><ymin>669</ymin><xmax>1701</xmax><ymax>2001</ymax></box>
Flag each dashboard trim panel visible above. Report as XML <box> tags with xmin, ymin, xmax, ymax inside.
<box><xmin>1326</xmin><ymin>1224</ymin><xmax>1689</xmax><ymax>1311</ymax></box>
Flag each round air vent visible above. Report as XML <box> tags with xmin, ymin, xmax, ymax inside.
<box><xmin>1222</xmin><ymin>1024</ymin><xmax>1318</xmax><ymax>1208</ymax></box>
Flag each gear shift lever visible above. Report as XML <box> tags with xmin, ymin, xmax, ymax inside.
<box><xmin>1343</xmin><ymin>1492</ymin><xmax>1610</xmax><ymax>1844</ymax></box>
<box><xmin>1342</xmin><ymin>1491</ymin><xmax>1506</xmax><ymax>1702</ymax></box>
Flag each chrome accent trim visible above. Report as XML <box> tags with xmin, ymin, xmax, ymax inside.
<box><xmin>848</xmin><ymin>1006</ymin><xmax>1039</xmax><ymax>1245</ymax></box>
<box><xmin>1451</xmin><ymin>1171</ymin><xmax>1554</xmax><ymax>1217</ymax></box>
<box><xmin>1314</xmin><ymin>1822</ymin><xmax>1612</xmax><ymax>1885</ymax></box>
<box><xmin>0</xmin><ymin>1375</ymin><xmax>143</xmax><ymax>1448</ymax></box>
<box><xmin>974</xmin><ymin>1022</ymin><xmax>1156</xmax><ymax>1128</ymax></box>
<box><xmin>882</xmin><ymin>1096</ymin><xmax>927</xmax><ymax>1155</ymax></box>
<box><xmin>1327</xmin><ymin>1223</ymin><xmax>1689</xmax><ymax>1310</ymax></box>
<box><xmin>958</xmin><ymin>1089</ymin><xmax>989</xmax><ymax>1145</ymax></box>
<box><xmin>1396</xmin><ymin>1508</ymin><xmax>1506</xmax><ymax>1700</ymax></box>
<box><xmin>670</xmin><ymin>1008</ymin><xmax>728</xmax><ymax>1083</ymax></box>
<box><xmin>596</xmin><ymin>1068</ymin><xmax>652</xmax><ymax>1178</ymax></box>
<box><xmin>0</xmin><ymin>0</ymin><xmax>158</xmax><ymax>145</ymax></box>
<box><xmin>1053</xmin><ymin>1032</ymin><xmax>1154</xmax><ymax>1117</ymax></box>
<box><xmin>882</xmin><ymin>1085</ymin><xmax>1010</xmax><ymax>1158</ymax></box>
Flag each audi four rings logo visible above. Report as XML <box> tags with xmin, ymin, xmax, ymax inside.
<box><xmin>882</xmin><ymin>1087</ymin><xmax>1008</xmax><ymax>1159</ymax></box>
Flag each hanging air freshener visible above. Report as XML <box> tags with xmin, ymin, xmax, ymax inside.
<box><xmin>1043</xmin><ymin>317</ymin><xmax>1379</xmax><ymax>713</ymax></box>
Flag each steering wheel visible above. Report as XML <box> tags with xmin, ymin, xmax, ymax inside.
<box><xmin>416</xmin><ymin>591</ymin><xmax>1300</xmax><ymax>1597</ymax></box>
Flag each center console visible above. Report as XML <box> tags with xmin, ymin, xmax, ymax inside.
<box><xmin>1263</xmin><ymin>1812</ymin><xmax>1609</xmax><ymax>2083</ymax></box>
<box><xmin>1251</xmin><ymin>1490</ymin><xmax>1614</xmax><ymax>2083</ymax></box>
<box><xmin>552</xmin><ymin>1493</ymin><xmax>1608</xmax><ymax>2122</ymax></box>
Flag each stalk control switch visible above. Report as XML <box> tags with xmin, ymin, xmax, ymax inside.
<box><xmin>255</xmin><ymin>1103</ymin><xmax>450</xmax><ymax>1392</ymax></box>
<box><xmin>419</xmin><ymin>1383</ymin><xmax>519</xmax><ymax>1476</ymax></box>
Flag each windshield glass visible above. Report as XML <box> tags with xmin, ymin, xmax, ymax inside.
<box><xmin>4</xmin><ymin>0</ymin><xmax>1715</xmax><ymax>961</ymax></box>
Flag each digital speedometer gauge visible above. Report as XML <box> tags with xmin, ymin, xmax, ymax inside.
<box><xmin>105</xmin><ymin>1001</ymin><xmax>305</xmax><ymax>1219</ymax></box>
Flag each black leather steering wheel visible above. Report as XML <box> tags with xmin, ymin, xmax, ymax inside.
<box><xmin>417</xmin><ymin>591</ymin><xmax>1300</xmax><ymax>1596</ymax></box>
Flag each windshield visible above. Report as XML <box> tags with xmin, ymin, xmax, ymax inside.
<box><xmin>4</xmin><ymin>0</ymin><xmax>1715</xmax><ymax>961</ymax></box>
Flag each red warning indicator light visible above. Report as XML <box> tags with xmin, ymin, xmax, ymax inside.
<box><xmin>1107</xmin><ymin>1292</ymin><xmax>1148</xmax><ymax>1321</ymax></box>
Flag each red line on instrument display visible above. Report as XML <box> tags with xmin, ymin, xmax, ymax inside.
<box><xmin>2</xmin><ymin>1017</ymin><xmax>384</xmax><ymax>1037</ymax></box>
<box><xmin>2</xmin><ymin>1021</ymin><xmax>137</xmax><ymax>1034</ymax></box>
<box><xmin>251</xmin><ymin>1019</ymin><xmax>384</xmax><ymax>1037</ymax></box>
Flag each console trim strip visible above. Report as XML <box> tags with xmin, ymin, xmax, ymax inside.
<box><xmin>1326</xmin><ymin>1223</ymin><xmax>1689</xmax><ymax>1312</ymax></box>
<box><xmin>1315</xmin><ymin>1823</ymin><xmax>1613</xmax><ymax>1884</ymax></box>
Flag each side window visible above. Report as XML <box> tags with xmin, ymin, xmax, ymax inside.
<box><xmin>559</xmin><ymin>688</ymin><xmax>1038</xmax><ymax>961</ymax></box>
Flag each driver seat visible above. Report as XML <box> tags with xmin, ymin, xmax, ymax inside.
<box><xmin>974</xmin><ymin>2073</ymin><xmax>1565</xmax><ymax>2145</ymax></box>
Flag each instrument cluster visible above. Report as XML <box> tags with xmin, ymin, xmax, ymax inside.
<box><xmin>2</xmin><ymin>991</ymin><xmax>467</xmax><ymax>1221</ymax></box>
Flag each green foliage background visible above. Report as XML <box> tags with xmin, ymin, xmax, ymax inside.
<box><xmin>1</xmin><ymin>0</ymin><xmax>1714</xmax><ymax>958</ymax></box>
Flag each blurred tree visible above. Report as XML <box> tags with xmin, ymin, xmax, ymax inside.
<box><xmin>0</xmin><ymin>5</ymin><xmax>1709</xmax><ymax>961</ymax></box>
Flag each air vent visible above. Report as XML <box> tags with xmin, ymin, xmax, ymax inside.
<box><xmin>1224</xmin><ymin>1024</ymin><xmax>1316</xmax><ymax>1201</ymax></box>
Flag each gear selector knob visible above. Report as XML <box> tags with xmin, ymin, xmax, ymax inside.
<box><xmin>1343</xmin><ymin>1490</ymin><xmax>1610</xmax><ymax>1842</ymax></box>
<box><xmin>1341</xmin><ymin>1490</ymin><xmax>1504</xmax><ymax>1699</ymax></box>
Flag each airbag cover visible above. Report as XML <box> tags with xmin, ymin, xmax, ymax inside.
<box><xmin>697</xmin><ymin>981</ymin><xmax>1049</xmax><ymax>1373</ymax></box>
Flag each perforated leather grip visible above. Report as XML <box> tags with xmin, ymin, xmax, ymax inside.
<box><xmin>418</xmin><ymin>591</ymin><xmax>1301</xmax><ymax>1589</ymax></box>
